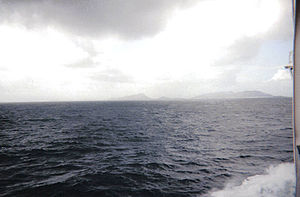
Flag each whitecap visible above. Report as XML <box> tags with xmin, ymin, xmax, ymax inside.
<box><xmin>207</xmin><ymin>163</ymin><xmax>295</xmax><ymax>197</ymax></box>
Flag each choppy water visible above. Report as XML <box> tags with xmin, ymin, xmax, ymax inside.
<box><xmin>0</xmin><ymin>98</ymin><xmax>294</xmax><ymax>196</ymax></box>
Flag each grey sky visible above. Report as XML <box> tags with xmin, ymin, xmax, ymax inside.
<box><xmin>0</xmin><ymin>0</ymin><xmax>294</xmax><ymax>102</ymax></box>
<box><xmin>0</xmin><ymin>0</ymin><xmax>195</xmax><ymax>39</ymax></box>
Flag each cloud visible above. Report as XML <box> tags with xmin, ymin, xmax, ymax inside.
<box><xmin>212</xmin><ymin>37</ymin><xmax>264</xmax><ymax>66</ymax></box>
<box><xmin>271</xmin><ymin>69</ymin><xmax>292</xmax><ymax>81</ymax></box>
<box><xmin>90</xmin><ymin>69</ymin><xmax>134</xmax><ymax>83</ymax></box>
<box><xmin>212</xmin><ymin>0</ymin><xmax>293</xmax><ymax>67</ymax></box>
<box><xmin>73</xmin><ymin>39</ymin><xmax>98</xmax><ymax>57</ymax></box>
<box><xmin>267</xmin><ymin>0</ymin><xmax>294</xmax><ymax>40</ymax></box>
<box><xmin>0</xmin><ymin>0</ymin><xmax>196</xmax><ymax>39</ymax></box>
<box><xmin>147</xmin><ymin>68</ymin><xmax>241</xmax><ymax>98</ymax></box>
<box><xmin>65</xmin><ymin>57</ymin><xmax>97</xmax><ymax>69</ymax></box>
<box><xmin>0</xmin><ymin>0</ymin><xmax>294</xmax><ymax>101</ymax></box>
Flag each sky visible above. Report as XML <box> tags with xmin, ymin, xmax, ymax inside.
<box><xmin>0</xmin><ymin>0</ymin><xmax>294</xmax><ymax>102</ymax></box>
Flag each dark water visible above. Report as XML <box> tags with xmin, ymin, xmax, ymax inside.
<box><xmin>0</xmin><ymin>98</ymin><xmax>293</xmax><ymax>196</ymax></box>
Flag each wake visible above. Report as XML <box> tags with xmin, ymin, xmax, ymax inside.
<box><xmin>207</xmin><ymin>163</ymin><xmax>295</xmax><ymax>197</ymax></box>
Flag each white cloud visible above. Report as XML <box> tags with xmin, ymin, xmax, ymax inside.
<box><xmin>271</xmin><ymin>69</ymin><xmax>292</xmax><ymax>81</ymax></box>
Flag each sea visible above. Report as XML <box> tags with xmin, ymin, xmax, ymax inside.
<box><xmin>0</xmin><ymin>97</ymin><xmax>295</xmax><ymax>197</ymax></box>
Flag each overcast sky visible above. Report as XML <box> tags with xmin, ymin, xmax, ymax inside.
<box><xmin>0</xmin><ymin>0</ymin><xmax>294</xmax><ymax>102</ymax></box>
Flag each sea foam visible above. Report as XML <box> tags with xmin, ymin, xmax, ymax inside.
<box><xmin>208</xmin><ymin>163</ymin><xmax>295</xmax><ymax>197</ymax></box>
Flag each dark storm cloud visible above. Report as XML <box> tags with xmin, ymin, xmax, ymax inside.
<box><xmin>0</xmin><ymin>0</ymin><xmax>195</xmax><ymax>39</ymax></box>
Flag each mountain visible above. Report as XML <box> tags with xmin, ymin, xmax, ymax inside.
<box><xmin>113</xmin><ymin>93</ymin><xmax>152</xmax><ymax>101</ymax></box>
<box><xmin>156</xmin><ymin>96</ymin><xmax>186</xmax><ymax>101</ymax></box>
<box><xmin>112</xmin><ymin>91</ymin><xmax>274</xmax><ymax>101</ymax></box>
<box><xmin>192</xmin><ymin>91</ymin><xmax>273</xmax><ymax>99</ymax></box>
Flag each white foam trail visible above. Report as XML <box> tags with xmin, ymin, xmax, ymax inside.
<box><xmin>208</xmin><ymin>163</ymin><xmax>295</xmax><ymax>197</ymax></box>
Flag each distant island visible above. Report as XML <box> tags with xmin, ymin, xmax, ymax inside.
<box><xmin>192</xmin><ymin>91</ymin><xmax>274</xmax><ymax>99</ymax></box>
<box><xmin>112</xmin><ymin>91</ymin><xmax>275</xmax><ymax>101</ymax></box>
<box><xmin>156</xmin><ymin>96</ymin><xmax>186</xmax><ymax>101</ymax></box>
<box><xmin>112</xmin><ymin>93</ymin><xmax>151</xmax><ymax>101</ymax></box>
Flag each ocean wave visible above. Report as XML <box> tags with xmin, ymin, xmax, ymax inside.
<box><xmin>207</xmin><ymin>163</ymin><xmax>295</xmax><ymax>197</ymax></box>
